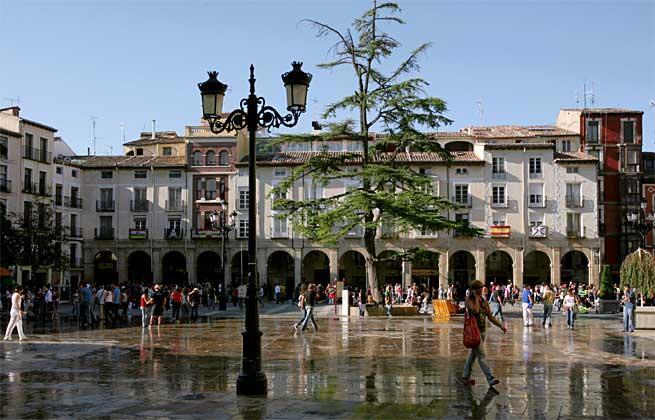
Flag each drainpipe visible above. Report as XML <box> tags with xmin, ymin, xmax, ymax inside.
<box><xmin>150</xmin><ymin>165</ymin><xmax>155</xmax><ymax>280</ymax></box>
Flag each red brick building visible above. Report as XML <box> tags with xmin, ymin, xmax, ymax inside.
<box><xmin>557</xmin><ymin>108</ymin><xmax>644</xmax><ymax>277</ymax></box>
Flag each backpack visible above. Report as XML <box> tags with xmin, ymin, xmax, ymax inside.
<box><xmin>463</xmin><ymin>309</ymin><xmax>481</xmax><ymax>348</ymax></box>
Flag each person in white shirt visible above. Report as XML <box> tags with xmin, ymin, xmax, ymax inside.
<box><xmin>4</xmin><ymin>286</ymin><xmax>27</xmax><ymax>341</ymax></box>
<box><xmin>274</xmin><ymin>283</ymin><xmax>281</xmax><ymax>304</ymax></box>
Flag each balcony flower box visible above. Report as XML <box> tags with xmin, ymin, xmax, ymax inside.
<box><xmin>129</xmin><ymin>228</ymin><xmax>148</xmax><ymax>240</ymax></box>
<box><xmin>490</xmin><ymin>225</ymin><xmax>511</xmax><ymax>238</ymax></box>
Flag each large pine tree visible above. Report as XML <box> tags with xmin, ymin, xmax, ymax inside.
<box><xmin>272</xmin><ymin>1</ymin><xmax>479</xmax><ymax>299</ymax></box>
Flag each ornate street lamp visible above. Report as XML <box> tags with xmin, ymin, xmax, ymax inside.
<box><xmin>198</xmin><ymin>63</ymin><xmax>312</xmax><ymax>396</ymax></box>
<box><xmin>210</xmin><ymin>209</ymin><xmax>238</xmax><ymax>307</ymax></box>
<box><xmin>627</xmin><ymin>202</ymin><xmax>655</xmax><ymax>249</ymax></box>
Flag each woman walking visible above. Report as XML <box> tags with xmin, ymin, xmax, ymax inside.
<box><xmin>563</xmin><ymin>288</ymin><xmax>578</xmax><ymax>330</ymax></box>
<box><xmin>461</xmin><ymin>280</ymin><xmax>506</xmax><ymax>387</ymax></box>
<box><xmin>3</xmin><ymin>286</ymin><xmax>27</xmax><ymax>341</ymax></box>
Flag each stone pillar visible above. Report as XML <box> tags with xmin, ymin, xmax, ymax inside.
<box><xmin>475</xmin><ymin>249</ymin><xmax>485</xmax><ymax>283</ymax></box>
<box><xmin>402</xmin><ymin>260</ymin><xmax>412</xmax><ymax>289</ymax></box>
<box><xmin>152</xmin><ymin>250</ymin><xmax>161</xmax><ymax>284</ymax></box>
<box><xmin>16</xmin><ymin>267</ymin><xmax>23</xmax><ymax>286</ymax></box>
<box><xmin>118</xmin><ymin>248</ymin><xmax>129</xmax><ymax>284</ymax></box>
<box><xmin>551</xmin><ymin>248</ymin><xmax>561</xmax><ymax>285</ymax></box>
<box><xmin>589</xmin><ymin>249</ymin><xmax>599</xmax><ymax>287</ymax></box>
<box><xmin>512</xmin><ymin>248</ymin><xmax>523</xmax><ymax>287</ymax></box>
<box><xmin>185</xmin><ymin>249</ymin><xmax>194</xmax><ymax>285</ymax></box>
<box><xmin>257</xmin><ymin>249</ymin><xmax>267</xmax><ymax>288</ymax></box>
<box><xmin>341</xmin><ymin>289</ymin><xmax>350</xmax><ymax>317</ymax></box>
<box><xmin>47</xmin><ymin>268</ymin><xmax>53</xmax><ymax>286</ymax></box>
<box><xmin>439</xmin><ymin>251</ymin><xmax>449</xmax><ymax>289</ymax></box>
<box><xmin>294</xmin><ymin>250</ymin><xmax>302</xmax><ymax>288</ymax></box>
<box><xmin>328</xmin><ymin>249</ymin><xmax>338</xmax><ymax>285</ymax></box>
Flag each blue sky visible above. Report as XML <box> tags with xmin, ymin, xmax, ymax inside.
<box><xmin>1</xmin><ymin>0</ymin><xmax>653</xmax><ymax>154</ymax></box>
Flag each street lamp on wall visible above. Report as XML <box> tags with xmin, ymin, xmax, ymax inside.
<box><xmin>198</xmin><ymin>63</ymin><xmax>312</xmax><ymax>396</ymax></box>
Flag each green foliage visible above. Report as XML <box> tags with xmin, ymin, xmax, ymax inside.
<box><xmin>0</xmin><ymin>209</ymin><xmax>19</xmax><ymax>268</ymax></box>
<box><xmin>273</xmin><ymin>1</ymin><xmax>476</xmax><ymax>296</ymax></box>
<box><xmin>620</xmin><ymin>249</ymin><xmax>655</xmax><ymax>293</ymax></box>
<box><xmin>598</xmin><ymin>265</ymin><xmax>615</xmax><ymax>300</ymax></box>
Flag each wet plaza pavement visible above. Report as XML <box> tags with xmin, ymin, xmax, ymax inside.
<box><xmin>1</xmin><ymin>314</ymin><xmax>654</xmax><ymax>419</ymax></box>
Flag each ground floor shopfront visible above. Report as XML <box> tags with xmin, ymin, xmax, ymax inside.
<box><xmin>81</xmin><ymin>236</ymin><xmax>601</xmax><ymax>293</ymax></box>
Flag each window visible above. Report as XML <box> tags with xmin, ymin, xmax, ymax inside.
<box><xmin>70</xmin><ymin>214</ymin><xmax>78</xmax><ymax>231</ymax></box>
<box><xmin>70</xmin><ymin>243</ymin><xmax>78</xmax><ymax>263</ymax></box>
<box><xmin>39</xmin><ymin>137</ymin><xmax>48</xmax><ymax>161</ymax></box>
<box><xmin>492</xmin><ymin>217</ymin><xmax>506</xmax><ymax>226</ymax></box>
<box><xmin>192</xmin><ymin>151</ymin><xmax>202</xmax><ymax>166</ymax></box>
<box><xmin>623</xmin><ymin>149</ymin><xmax>640</xmax><ymax>172</ymax></box>
<box><xmin>101</xmin><ymin>171</ymin><xmax>113</xmax><ymax>179</ymax></box>
<box><xmin>561</xmin><ymin>140</ymin><xmax>572</xmax><ymax>152</ymax></box>
<box><xmin>567</xmin><ymin>213</ymin><xmax>581</xmax><ymax>236</ymax></box>
<box><xmin>622</xmin><ymin>120</ymin><xmax>635</xmax><ymax>143</ymax></box>
<box><xmin>528</xmin><ymin>184</ymin><xmax>544</xmax><ymax>207</ymax></box>
<box><xmin>565</xmin><ymin>183</ymin><xmax>581</xmax><ymax>207</ymax></box>
<box><xmin>566</xmin><ymin>167</ymin><xmax>579</xmax><ymax>174</ymax></box>
<box><xmin>305</xmin><ymin>182</ymin><xmax>323</xmax><ymax>200</ymax></box>
<box><xmin>272</xmin><ymin>216</ymin><xmax>288</xmax><ymax>237</ymax></box>
<box><xmin>219</xmin><ymin>151</ymin><xmax>229</xmax><ymax>166</ymax></box>
<box><xmin>454</xmin><ymin>184</ymin><xmax>469</xmax><ymax>205</ymax></box>
<box><xmin>56</xmin><ymin>166</ymin><xmax>63</xmax><ymax>175</ymax></box>
<box><xmin>55</xmin><ymin>184</ymin><xmax>63</xmax><ymax>205</ymax></box>
<box><xmin>136</xmin><ymin>148</ymin><xmax>143</xmax><ymax>155</ymax></box>
<box><xmin>134</xmin><ymin>187</ymin><xmax>147</xmax><ymax>204</ymax></box>
<box><xmin>238</xmin><ymin>219</ymin><xmax>249</xmax><ymax>238</ymax></box>
<box><xmin>529</xmin><ymin>157</ymin><xmax>542</xmax><ymax>178</ymax></box>
<box><xmin>134</xmin><ymin>170</ymin><xmax>147</xmax><ymax>179</ymax></box>
<box><xmin>23</xmin><ymin>201</ymin><xmax>32</xmax><ymax>227</ymax></box>
<box><xmin>25</xmin><ymin>133</ymin><xmax>33</xmax><ymax>148</ymax></box>
<box><xmin>492</xmin><ymin>157</ymin><xmax>505</xmax><ymax>178</ymax></box>
<box><xmin>162</xmin><ymin>147</ymin><xmax>172</xmax><ymax>156</ymax></box>
<box><xmin>586</xmin><ymin>120</ymin><xmax>600</xmax><ymax>143</ymax></box>
<box><xmin>71</xmin><ymin>186</ymin><xmax>79</xmax><ymax>201</ymax></box>
<box><xmin>492</xmin><ymin>186</ymin><xmax>506</xmax><ymax>206</ymax></box>
<box><xmin>238</xmin><ymin>188</ymin><xmax>249</xmax><ymax>209</ymax></box>
<box><xmin>168</xmin><ymin>218</ymin><xmax>181</xmax><ymax>230</ymax></box>
<box><xmin>273</xmin><ymin>168</ymin><xmax>287</xmax><ymax>177</ymax></box>
<box><xmin>134</xmin><ymin>217</ymin><xmax>147</xmax><ymax>230</ymax></box>
<box><xmin>39</xmin><ymin>171</ymin><xmax>47</xmax><ymax>193</ymax></box>
<box><xmin>206</xmin><ymin>150</ymin><xmax>216</xmax><ymax>165</ymax></box>
<box><xmin>100</xmin><ymin>188</ymin><xmax>113</xmax><ymax>204</ymax></box>
<box><xmin>529</xmin><ymin>216</ymin><xmax>543</xmax><ymax>227</ymax></box>
<box><xmin>24</xmin><ymin>167</ymin><xmax>32</xmax><ymax>186</ymax></box>
<box><xmin>71</xmin><ymin>169</ymin><xmax>78</xmax><ymax>178</ymax></box>
<box><xmin>455</xmin><ymin>167</ymin><xmax>468</xmax><ymax>175</ymax></box>
<box><xmin>0</xmin><ymin>136</ymin><xmax>7</xmax><ymax>159</ymax></box>
<box><xmin>0</xmin><ymin>165</ymin><xmax>7</xmax><ymax>191</ymax></box>
<box><xmin>169</xmin><ymin>170</ymin><xmax>182</xmax><ymax>178</ymax></box>
<box><xmin>99</xmin><ymin>216</ymin><xmax>112</xmax><ymax>234</ymax></box>
<box><xmin>419</xmin><ymin>168</ymin><xmax>428</xmax><ymax>175</ymax></box>
<box><xmin>168</xmin><ymin>187</ymin><xmax>182</xmax><ymax>208</ymax></box>
<box><xmin>454</xmin><ymin>213</ymin><xmax>469</xmax><ymax>236</ymax></box>
<box><xmin>205</xmin><ymin>178</ymin><xmax>217</xmax><ymax>200</ymax></box>
<box><xmin>55</xmin><ymin>212</ymin><xmax>62</xmax><ymax>231</ymax></box>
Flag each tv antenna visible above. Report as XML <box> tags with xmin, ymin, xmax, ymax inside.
<box><xmin>2</xmin><ymin>97</ymin><xmax>20</xmax><ymax>107</ymax></box>
<box><xmin>582</xmin><ymin>82</ymin><xmax>596</xmax><ymax>108</ymax></box>
<box><xmin>475</xmin><ymin>99</ymin><xmax>484</xmax><ymax>125</ymax></box>
<box><xmin>90</xmin><ymin>116</ymin><xmax>102</xmax><ymax>156</ymax></box>
<box><xmin>121</xmin><ymin>122</ymin><xmax>126</xmax><ymax>143</ymax></box>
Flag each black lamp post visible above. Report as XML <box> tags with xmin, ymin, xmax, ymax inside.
<box><xmin>210</xmin><ymin>209</ymin><xmax>238</xmax><ymax>306</ymax></box>
<box><xmin>198</xmin><ymin>62</ymin><xmax>312</xmax><ymax>395</ymax></box>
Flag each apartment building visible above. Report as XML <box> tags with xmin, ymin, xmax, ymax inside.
<box><xmin>557</xmin><ymin>108</ymin><xmax>644</xmax><ymax>279</ymax></box>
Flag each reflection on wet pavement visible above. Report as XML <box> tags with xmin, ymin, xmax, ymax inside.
<box><xmin>1</xmin><ymin>316</ymin><xmax>654</xmax><ymax>419</ymax></box>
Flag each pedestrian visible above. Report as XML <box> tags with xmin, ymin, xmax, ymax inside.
<box><xmin>542</xmin><ymin>284</ymin><xmax>555</xmax><ymax>328</ymax></box>
<box><xmin>79</xmin><ymin>283</ymin><xmax>93</xmax><ymax>328</ymax></box>
<box><xmin>563</xmin><ymin>288</ymin><xmax>578</xmax><ymax>330</ymax></box>
<box><xmin>148</xmin><ymin>284</ymin><xmax>166</xmax><ymax>327</ymax></box>
<box><xmin>189</xmin><ymin>287</ymin><xmax>200</xmax><ymax>321</ymax></box>
<box><xmin>139</xmin><ymin>288</ymin><xmax>150</xmax><ymax>328</ymax></box>
<box><xmin>521</xmin><ymin>284</ymin><xmax>534</xmax><ymax>327</ymax></box>
<box><xmin>170</xmin><ymin>286</ymin><xmax>182</xmax><ymax>322</ymax></box>
<box><xmin>293</xmin><ymin>289</ymin><xmax>306</xmax><ymax>331</ymax></box>
<box><xmin>460</xmin><ymin>280</ymin><xmax>506</xmax><ymax>387</ymax></box>
<box><xmin>300</xmin><ymin>284</ymin><xmax>318</xmax><ymax>332</ymax></box>
<box><xmin>490</xmin><ymin>285</ymin><xmax>504</xmax><ymax>322</ymax></box>
<box><xmin>3</xmin><ymin>286</ymin><xmax>27</xmax><ymax>341</ymax></box>
<box><xmin>384</xmin><ymin>284</ymin><xmax>393</xmax><ymax>316</ymax></box>
<box><xmin>259</xmin><ymin>286</ymin><xmax>265</xmax><ymax>307</ymax></box>
<box><xmin>95</xmin><ymin>285</ymin><xmax>105</xmax><ymax>323</ymax></box>
<box><xmin>103</xmin><ymin>286</ymin><xmax>115</xmax><ymax>326</ymax></box>
<box><xmin>275</xmin><ymin>283</ymin><xmax>281</xmax><ymax>304</ymax></box>
<box><xmin>622</xmin><ymin>286</ymin><xmax>636</xmax><ymax>332</ymax></box>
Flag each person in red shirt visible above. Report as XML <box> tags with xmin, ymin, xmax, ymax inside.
<box><xmin>170</xmin><ymin>287</ymin><xmax>183</xmax><ymax>323</ymax></box>
<box><xmin>139</xmin><ymin>289</ymin><xmax>150</xmax><ymax>328</ymax></box>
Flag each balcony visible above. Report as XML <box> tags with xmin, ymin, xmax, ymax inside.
<box><xmin>23</xmin><ymin>146</ymin><xmax>51</xmax><ymax>163</ymax></box>
<box><xmin>491</xmin><ymin>172</ymin><xmax>506</xmax><ymax>180</ymax></box>
<box><xmin>489</xmin><ymin>225</ymin><xmax>511</xmax><ymax>238</ymax></box>
<box><xmin>566</xmin><ymin>226</ymin><xmax>586</xmax><ymax>239</ymax></box>
<box><xmin>529</xmin><ymin>225</ymin><xmax>548</xmax><ymax>238</ymax></box>
<box><xmin>529</xmin><ymin>172</ymin><xmax>543</xmax><ymax>179</ymax></box>
<box><xmin>23</xmin><ymin>182</ymin><xmax>51</xmax><ymax>196</ymax></box>
<box><xmin>165</xmin><ymin>200</ymin><xmax>186</xmax><ymax>211</ymax></box>
<box><xmin>69</xmin><ymin>227</ymin><xmax>83</xmax><ymax>238</ymax></box>
<box><xmin>451</xmin><ymin>195</ymin><xmax>472</xmax><ymax>207</ymax></box>
<box><xmin>96</xmin><ymin>200</ymin><xmax>115</xmax><ymax>212</ymax></box>
<box><xmin>165</xmin><ymin>228</ymin><xmax>184</xmax><ymax>240</ymax></box>
<box><xmin>0</xmin><ymin>179</ymin><xmax>11</xmax><ymax>193</ymax></box>
<box><xmin>196</xmin><ymin>190</ymin><xmax>222</xmax><ymax>201</ymax></box>
<box><xmin>565</xmin><ymin>195</ymin><xmax>583</xmax><ymax>208</ymax></box>
<box><xmin>528</xmin><ymin>197</ymin><xmax>546</xmax><ymax>208</ymax></box>
<box><xmin>129</xmin><ymin>228</ymin><xmax>148</xmax><ymax>240</ymax></box>
<box><xmin>94</xmin><ymin>228</ymin><xmax>114</xmax><ymax>240</ymax></box>
<box><xmin>491</xmin><ymin>200</ymin><xmax>508</xmax><ymax>208</ymax></box>
<box><xmin>622</xmin><ymin>164</ymin><xmax>641</xmax><ymax>174</ymax></box>
<box><xmin>64</xmin><ymin>196</ymin><xmax>83</xmax><ymax>209</ymax></box>
<box><xmin>130</xmin><ymin>200</ymin><xmax>149</xmax><ymax>212</ymax></box>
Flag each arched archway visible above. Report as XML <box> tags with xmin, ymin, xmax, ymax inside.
<box><xmin>376</xmin><ymin>250</ymin><xmax>402</xmax><ymax>288</ymax></box>
<box><xmin>162</xmin><ymin>251</ymin><xmax>187</xmax><ymax>285</ymax></box>
<box><xmin>94</xmin><ymin>251</ymin><xmax>117</xmax><ymax>286</ymax></box>
<box><xmin>486</xmin><ymin>251</ymin><xmax>513</xmax><ymax>285</ymax></box>
<box><xmin>411</xmin><ymin>249</ymin><xmax>439</xmax><ymax>288</ymax></box>
<box><xmin>197</xmin><ymin>251</ymin><xmax>222</xmax><ymax>286</ymax></box>
<box><xmin>231</xmin><ymin>251</ymin><xmax>249</xmax><ymax>286</ymax></box>
<box><xmin>444</xmin><ymin>141</ymin><xmax>474</xmax><ymax>152</ymax></box>
<box><xmin>338</xmin><ymin>250</ymin><xmax>366</xmax><ymax>291</ymax></box>
<box><xmin>449</xmin><ymin>251</ymin><xmax>476</xmax><ymax>291</ymax></box>
<box><xmin>302</xmin><ymin>250</ymin><xmax>330</xmax><ymax>286</ymax></box>
<box><xmin>127</xmin><ymin>250</ymin><xmax>152</xmax><ymax>284</ymax></box>
<box><xmin>267</xmin><ymin>251</ymin><xmax>295</xmax><ymax>300</ymax></box>
<box><xmin>561</xmin><ymin>250</ymin><xmax>589</xmax><ymax>285</ymax></box>
<box><xmin>523</xmin><ymin>251</ymin><xmax>551</xmax><ymax>286</ymax></box>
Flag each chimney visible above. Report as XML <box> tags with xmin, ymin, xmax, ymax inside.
<box><xmin>87</xmin><ymin>147</ymin><xmax>91</xmax><ymax>156</ymax></box>
<box><xmin>0</xmin><ymin>106</ymin><xmax>20</xmax><ymax>117</ymax></box>
<box><xmin>151</xmin><ymin>120</ymin><xmax>156</xmax><ymax>139</ymax></box>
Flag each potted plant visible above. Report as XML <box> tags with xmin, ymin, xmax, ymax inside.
<box><xmin>620</xmin><ymin>249</ymin><xmax>655</xmax><ymax>329</ymax></box>
<box><xmin>598</xmin><ymin>265</ymin><xmax>618</xmax><ymax>313</ymax></box>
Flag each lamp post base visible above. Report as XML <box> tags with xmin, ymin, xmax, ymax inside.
<box><xmin>236</xmin><ymin>371</ymin><xmax>268</xmax><ymax>396</ymax></box>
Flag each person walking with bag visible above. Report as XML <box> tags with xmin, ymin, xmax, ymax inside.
<box><xmin>3</xmin><ymin>286</ymin><xmax>27</xmax><ymax>341</ymax></box>
<box><xmin>461</xmin><ymin>280</ymin><xmax>507</xmax><ymax>387</ymax></box>
<box><xmin>563</xmin><ymin>288</ymin><xmax>578</xmax><ymax>330</ymax></box>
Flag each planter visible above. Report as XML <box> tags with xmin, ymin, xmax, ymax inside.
<box><xmin>598</xmin><ymin>299</ymin><xmax>619</xmax><ymax>314</ymax></box>
<box><xmin>635</xmin><ymin>306</ymin><xmax>655</xmax><ymax>330</ymax></box>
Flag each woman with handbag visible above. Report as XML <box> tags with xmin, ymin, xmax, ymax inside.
<box><xmin>563</xmin><ymin>288</ymin><xmax>579</xmax><ymax>330</ymax></box>
<box><xmin>461</xmin><ymin>280</ymin><xmax>507</xmax><ymax>387</ymax></box>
